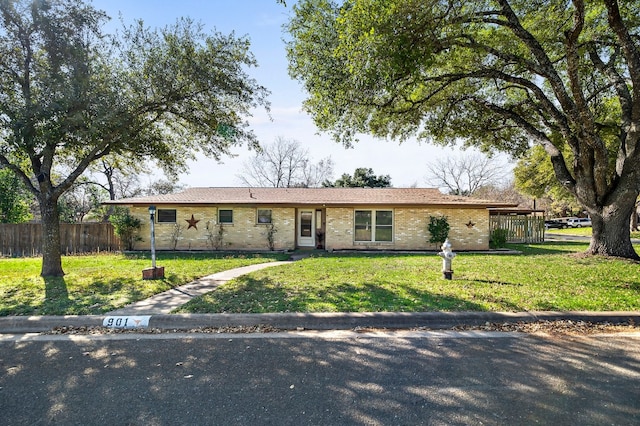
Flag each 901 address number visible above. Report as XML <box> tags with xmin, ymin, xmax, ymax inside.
<box><xmin>102</xmin><ymin>316</ymin><xmax>151</xmax><ymax>329</ymax></box>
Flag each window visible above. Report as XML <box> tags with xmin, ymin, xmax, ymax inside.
<box><xmin>354</xmin><ymin>210</ymin><xmax>393</xmax><ymax>242</ymax></box>
<box><xmin>157</xmin><ymin>209</ymin><xmax>176</xmax><ymax>223</ymax></box>
<box><xmin>218</xmin><ymin>209</ymin><xmax>233</xmax><ymax>224</ymax></box>
<box><xmin>375</xmin><ymin>210</ymin><xmax>393</xmax><ymax>241</ymax></box>
<box><xmin>354</xmin><ymin>211</ymin><xmax>372</xmax><ymax>241</ymax></box>
<box><xmin>257</xmin><ymin>209</ymin><xmax>272</xmax><ymax>224</ymax></box>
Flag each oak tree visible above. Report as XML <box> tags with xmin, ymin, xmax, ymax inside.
<box><xmin>287</xmin><ymin>0</ymin><xmax>640</xmax><ymax>259</ymax></box>
<box><xmin>0</xmin><ymin>0</ymin><xmax>269</xmax><ymax>275</ymax></box>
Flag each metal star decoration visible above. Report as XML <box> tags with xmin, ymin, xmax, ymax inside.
<box><xmin>465</xmin><ymin>220</ymin><xmax>476</xmax><ymax>228</ymax></box>
<box><xmin>186</xmin><ymin>214</ymin><xmax>200</xmax><ymax>230</ymax></box>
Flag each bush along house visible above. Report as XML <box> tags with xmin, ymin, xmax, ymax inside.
<box><xmin>105</xmin><ymin>187</ymin><xmax>518</xmax><ymax>252</ymax></box>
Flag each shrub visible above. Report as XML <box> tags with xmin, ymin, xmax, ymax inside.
<box><xmin>428</xmin><ymin>215</ymin><xmax>450</xmax><ymax>247</ymax></box>
<box><xmin>491</xmin><ymin>228</ymin><xmax>510</xmax><ymax>249</ymax></box>
<box><xmin>109</xmin><ymin>208</ymin><xmax>142</xmax><ymax>250</ymax></box>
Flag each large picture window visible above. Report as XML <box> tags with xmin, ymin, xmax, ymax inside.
<box><xmin>354</xmin><ymin>210</ymin><xmax>393</xmax><ymax>242</ymax></box>
<box><xmin>157</xmin><ymin>209</ymin><xmax>177</xmax><ymax>223</ymax></box>
<box><xmin>218</xmin><ymin>209</ymin><xmax>233</xmax><ymax>224</ymax></box>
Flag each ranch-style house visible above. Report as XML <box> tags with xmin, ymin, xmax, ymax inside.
<box><xmin>106</xmin><ymin>187</ymin><xmax>518</xmax><ymax>252</ymax></box>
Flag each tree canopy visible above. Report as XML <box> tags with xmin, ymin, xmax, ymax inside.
<box><xmin>324</xmin><ymin>167</ymin><xmax>391</xmax><ymax>187</ymax></box>
<box><xmin>287</xmin><ymin>0</ymin><xmax>640</xmax><ymax>259</ymax></box>
<box><xmin>0</xmin><ymin>0</ymin><xmax>270</xmax><ymax>275</ymax></box>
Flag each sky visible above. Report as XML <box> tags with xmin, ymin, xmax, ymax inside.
<box><xmin>90</xmin><ymin>0</ymin><xmax>473</xmax><ymax>189</ymax></box>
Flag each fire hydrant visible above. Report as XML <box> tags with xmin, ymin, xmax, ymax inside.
<box><xmin>437</xmin><ymin>239</ymin><xmax>456</xmax><ymax>280</ymax></box>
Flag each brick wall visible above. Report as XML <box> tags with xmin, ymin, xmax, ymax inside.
<box><xmin>130</xmin><ymin>205</ymin><xmax>295</xmax><ymax>251</ymax></box>
<box><xmin>324</xmin><ymin>206</ymin><xmax>489</xmax><ymax>251</ymax></box>
<box><xmin>128</xmin><ymin>204</ymin><xmax>490</xmax><ymax>252</ymax></box>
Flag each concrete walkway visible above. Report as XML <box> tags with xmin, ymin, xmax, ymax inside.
<box><xmin>107</xmin><ymin>260</ymin><xmax>293</xmax><ymax>315</ymax></box>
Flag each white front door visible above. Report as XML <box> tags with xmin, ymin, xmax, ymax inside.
<box><xmin>298</xmin><ymin>209</ymin><xmax>315</xmax><ymax>247</ymax></box>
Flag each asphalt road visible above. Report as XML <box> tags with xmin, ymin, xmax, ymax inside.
<box><xmin>1</xmin><ymin>331</ymin><xmax>639</xmax><ymax>425</ymax></box>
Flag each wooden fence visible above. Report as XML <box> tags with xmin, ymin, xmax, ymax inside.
<box><xmin>0</xmin><ymin>223</ymin><xmax>121</xmax><ymax>257</ymax></box>
<box><xmin>490</xmin><ymin>215</ymin><xmax>545</xmax><ymax>243</ymax></box>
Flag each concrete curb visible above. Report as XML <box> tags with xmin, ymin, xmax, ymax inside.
<box><xmin>1</xmin><ymin>311</ymin><xmax>639</xmax><ymax>334</ymax></box>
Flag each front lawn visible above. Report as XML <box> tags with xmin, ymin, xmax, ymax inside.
<box><xmin>177</xmin><ymin>242</ymin><xmax>640</xmax><ymax>314</ymax></box>
<box><xmin>4</xmin><ymin>242</ymin><xmax>640</xmax><ymax>316</ymax></box>
<box><xmin>0</xmin><ymin>252</ymin><xmax>288</xmax><ymax>316</ymax></box>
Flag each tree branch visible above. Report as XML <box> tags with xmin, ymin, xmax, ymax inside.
<box><xmin>477</xmin><ymin>98</ymin><xmax>576</xmax><ymax>192</ymax></box>
<box><xmin>496</xmin><ymin>0</ymin><xmax>578</xmax><ymax>121</ymax></box>
<box><xmin>0</xmin><ymin>154</ymin><xmax>37</xmax><ymax>195</ymax></box>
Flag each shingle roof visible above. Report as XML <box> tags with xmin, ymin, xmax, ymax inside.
<box><xmin>105</xmin><ymin>187</ymin><xmax>517</xmax><ymax>208</ymax></box>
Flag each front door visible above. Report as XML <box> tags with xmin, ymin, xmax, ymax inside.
<box><xmin>298</xmin><ymin>209</ymin><xmax>315</xmax><ymax>247</ymax></box>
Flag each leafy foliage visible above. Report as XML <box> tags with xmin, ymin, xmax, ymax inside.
<box><xmin>0</xmin><ymin>0</ymin><xmax>270</xmax><ymax>275</ymax></box>
<box><xmin>286</xmin><ymin>0</ymin><xmax>640</xmax><ymax>259</ymax></box>
<box><xmin>514</xmin><ymin>145</ymin><xmax>582</xmax><ymax>216</ymax></box>
<box><xmin>0</xmin><ymin>168</ymin><xmax>32</xmax><ymax>223</ymax></box>
<box><xmin>324</xmin><ymin>167</ymin><xmax>391</xmax><ymax>187</ymax></box>
<box><xmin>490</xmin><ymin>228</ymin><xmax>510</xmax><ymax>249</ymax></box>
<box><xmin>428</xmin><ymin>215</ymin><xmax>450</xmax><ymax>246</ymax></box>
<box><xmin>109</xmin><ymin>208</ymin><xmax>142</xmax><ymax>251</ymax></box>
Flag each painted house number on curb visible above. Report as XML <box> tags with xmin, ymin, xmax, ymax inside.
<box><xmin>103</xmin><ymin>316</ymin><xmax>151</xmax><ymax>329</ymax></box>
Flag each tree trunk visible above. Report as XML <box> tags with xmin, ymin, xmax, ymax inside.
<box><xmin>40</xmin><ymin>195</ymin><xmax>65</xmax><ymax>277</ymax></box>
<box><xmin>588</xmin><ymin>196</ymin><xmax>640</xmax><ymax>260</ymax></box>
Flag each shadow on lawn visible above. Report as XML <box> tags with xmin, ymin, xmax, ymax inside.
<box><xmin>42</xmin><ymin>276</ymin><xmax>71</xmax><ymax>314</ymax></box>
<box><xmin>179</xmin><ymin>275</ymin><xmax>489</xmax><ymax>313</ymax></box>
<box><xmin>316</xmin><ymin>243</ymin><xmax>589</xmax><ymax>258</ymax></box>
<box><xmin>318</xmin><ymin>282</ymin><xmax>489</xmax><ymax>312</ymax></box>
<box><xmin>0</xmin><ymin>277</ymin><xmax>72</xmax><ymax>316</ymax></box>
<box><xmin>506</xmin><ymin>241</ymin><xmax>590</xmax><ymax>255</ymax></box>
<box><xmin>121</xmin><ymin>251</ymin><xmax>291</xmax><ymax>261</ymax></box>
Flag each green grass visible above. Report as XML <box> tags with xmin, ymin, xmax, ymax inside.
<box><xmin>0</xmin><ymin>252</ymin><xmax>288</xmax><ymax>316</ymax></box>
<box><xmin>546</xmin><ymin>227</ymin><xmax>592</xmax><ymax>236</ymax></box>
<box><xmin>547</xmin><ymin>227</ymin><xmax>640</xmax><ymax>239</ymax></box>
<box><xmin>4</xmin><ymin>242</ymin><xmax>640</xmax><ymax>316</ymax></box>
<box><xmin>176</xmin><ymin>242</ymin><xmax>640</xmax><ymax>314</ymax></box>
